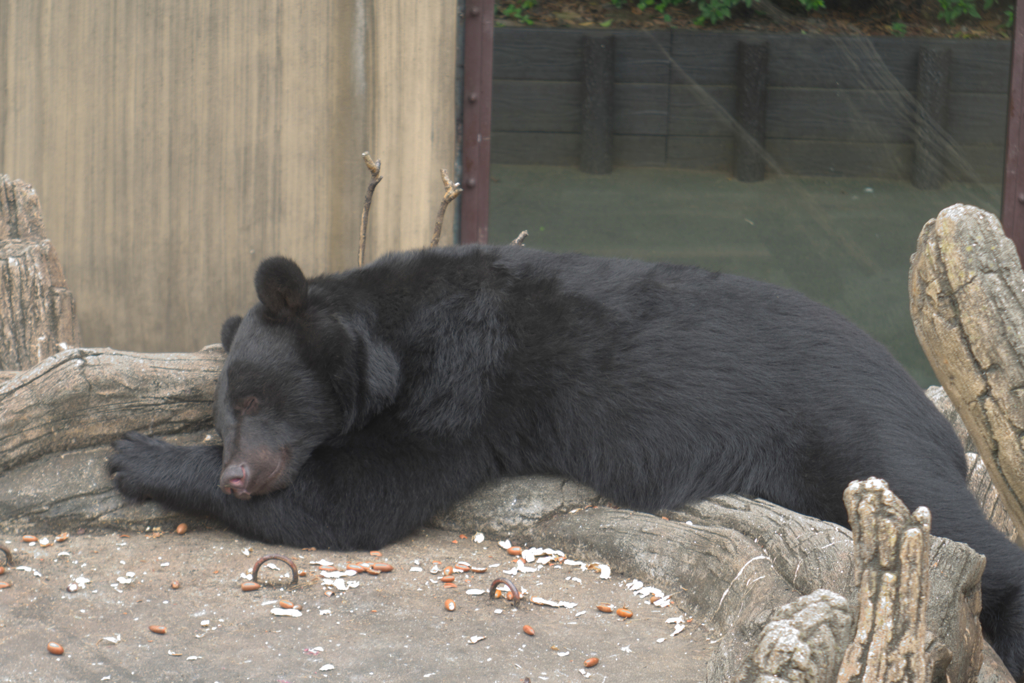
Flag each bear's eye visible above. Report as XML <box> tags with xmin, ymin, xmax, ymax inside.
<box><xmin>238</xmin><ymin>396</ymin><xmax>260</xmax><ymax>415</ymax></box>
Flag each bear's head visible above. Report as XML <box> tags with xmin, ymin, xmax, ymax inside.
<box><xmin>214</xmin><ymin>257</ymin><xmax>399</xmax><ymax>499</ymax></box>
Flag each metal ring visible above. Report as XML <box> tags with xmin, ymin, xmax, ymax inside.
<box><xmin>251</xmin><ymin>554</ymin><xmax>299</xmax><ymax>586</ymax></box>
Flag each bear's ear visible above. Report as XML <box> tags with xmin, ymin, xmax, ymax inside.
<box><xmin>255</xmin><ymin>257</ymin><xmax>309</xmax><ymax>319</ymax></box>
<box><xmin>221</xmin><ymin>316</ymin><xmax>243</xmax><ymax>352</ymax></box>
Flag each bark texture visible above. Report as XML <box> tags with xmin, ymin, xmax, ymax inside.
<box><xmin>754</xmin><ymin>590</ymin><xmax>853</xmax><ymax>683</ymax></box>
<box><xmin>837</xmin><ymin>479</ymin><xmax>938</xmax><ymax>683</ymax></box>
<box><xmin>0</xmin><ymin>346</ymin><xmax>224</xmax><ymax>474</ymax></box>
<box><xmin>0</xmin><ymin>174</ymin><xmax>81</xmax><ymax>370</ymax></box>
<box><xmin>909</xmin><ymin>204</ymin><xmax>1024</xmax><ymax>541</ymax></box>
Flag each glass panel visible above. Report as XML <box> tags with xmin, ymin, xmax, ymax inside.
<box><xmin>488</xmin><ymin>28</ymin><xmax>1009</xmax><ymax>388</ymax></box>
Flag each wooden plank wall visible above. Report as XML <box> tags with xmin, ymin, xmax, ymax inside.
<box><xmin>0</xmin><ymin>0</ymin><xmax>458</xmax><ymax>352</ymax></box>
<box><xmin>492</xmin><ymin>28</ymin><xmax>1009</xmax><ymax>183</ymax></box>
<box><xmin>363</xmin><ymin>1</ymin><xmax>459</xmax><ymax>258</ymax></box>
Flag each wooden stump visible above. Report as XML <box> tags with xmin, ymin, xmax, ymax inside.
<box><xmin>0</xmin><ymin>175</ymin><xmax>81</xmax><ymax>371</ymax></box>
<box><xmin>909</xmin><ymin>204</ymin><xmax>1024</xmax><ymax>541</ymax></box>
<box><xmin>838</xmin><ymin>478</ymin><xmax>937</xmax><ymax>683</ymax></box>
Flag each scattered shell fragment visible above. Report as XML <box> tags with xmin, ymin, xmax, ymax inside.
<box><xmin>271</xmin><ymin>607</ymin><xmax>303</xmax><ymax>617</ymax></box>
<box><xmin>532</xmin><ymin>596</ymin><xmax>577</xmax><ymax>609</ymax></box>
<box><xmin>468</xmin><ymin>636</ymin><xmax>486</xmax><ymax>644</ymax></box>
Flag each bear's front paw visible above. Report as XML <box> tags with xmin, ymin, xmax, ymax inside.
<box><xmin>108</xmin><ymin>432</ymin><xmax>172</xmax><ymax>501</ymax></box>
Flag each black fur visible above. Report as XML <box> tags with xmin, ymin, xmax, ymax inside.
<box><xmin>108</xmin><ymin>245</ymin><xmax>1024</xmax><ymax>676</ymax></box>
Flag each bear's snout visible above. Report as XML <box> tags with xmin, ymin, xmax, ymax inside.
<box><xmin>220</xmin><ymin>463</ymin><xmax>253</xmax><ymax>500</ymax></box>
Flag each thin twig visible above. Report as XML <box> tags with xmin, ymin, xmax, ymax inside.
<box><xmin>359</xmin><ymin>152</ymin><xmax>382</xmax><ymax>267</ymax></box>
<box><xmin>511</xmin><ymin>230</ymin><xmax>529</xmax><ymax>246</ymax></box>
<box><xmin>429</xmin><ymin>169</ymin><xmax>463</xmax><ymax>248</ymax></box>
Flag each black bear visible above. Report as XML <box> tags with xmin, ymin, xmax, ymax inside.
<box><xmin>109</xmin><ymin>245</ymin><xmax>1024</xmax><ymax>677</ymax></box>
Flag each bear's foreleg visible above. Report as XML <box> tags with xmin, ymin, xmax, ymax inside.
<box><xmin>108</xmin><ymin>431</ymin><xmax>491</xmax><ymax>550</ymax></box>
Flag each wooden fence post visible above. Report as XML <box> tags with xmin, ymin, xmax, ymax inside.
<box><xmin>580</xmin><ymin>34</ymin><xmax>615</xmax><ymax>175</ymax></box>
<box><xmin>913</xmin><ymin>47</ymin><xmax>952</xmax><ymax>190</ymax></box>
<box><xmin>735</xmin><ymin>41</ymin><xmax>769</xmax><ymax>182</ymax></box>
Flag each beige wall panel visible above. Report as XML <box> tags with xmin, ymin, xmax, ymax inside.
<box><xmin>0</xmin><ymin>0</ymin><xmax>455</xmax><ymax>353</ymax></box>
<box><xmin>363</xmin><ymin>0</ymin><xmax>459</xmax><ymax>259</ymax></box>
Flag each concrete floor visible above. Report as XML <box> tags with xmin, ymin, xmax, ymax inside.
<box><xmin>489</xmin><ymin>164</ymin><xmax>1004</xmax><ymax>387</ymax></box>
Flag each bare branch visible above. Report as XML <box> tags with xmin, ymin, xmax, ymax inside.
<box><xmin>359</xmin><ymin>152</ymin><xmax>383</xmax><ymax>267</ymax></box>
<box><xmin>511</xmin><ymin>230</ymin><xmax>529</xmax><ymax>246</ymax></box>
<box><xmin>429</xmin><ymin>169</ymin><xmax>463</xmax><ymax>248</ymax></box>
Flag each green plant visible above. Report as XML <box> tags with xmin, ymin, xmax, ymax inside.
<box><xmin>936</xmin><ymin>0</ymin><xmax>981</xmax><ymax>23</ymax></box>
<box><xmin>606</xmin><ymin>0</ymin><xmax>1011</xmax><ymax>28</ymax></box>
<box><xmin>498</xmin><ymin>0</ymin><xmax>537</xmax><ymax>25</ymax></box>
<box><xmin>611</xmin><ymin>0</ymin><xmax>823</xmax><ymax>26</ymax></box>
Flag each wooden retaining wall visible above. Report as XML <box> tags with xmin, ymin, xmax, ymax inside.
<box><xmin>0</xmin><ymin>0</ymin><xmax>458</xmax><ymax>352</ymax></box>
<box><xmin>492</xmin><ymin>28</ymin><xmax>1009</xmax><ymax>183</ymax></box>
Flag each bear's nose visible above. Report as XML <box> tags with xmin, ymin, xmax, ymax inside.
<box><xmin>220</xmin><ymin>463</ymin><xmax>250</xmax><ymax>499</ymax></box>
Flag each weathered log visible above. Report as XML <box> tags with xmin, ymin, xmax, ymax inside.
<box><xmin>0</xmin><ymin>175</ymin><xmax>81</xmax><ymax>370</ymax></box>
<box><xmin>754</xmin><ymin>590</ymin><xmax>853</xmax><ymax>683</ymax></box>
<box><xmin>909</xmin><ymin>204</ymin><xmax>1024</xmax><ymax>540</ymax></box>
<box><xmin>0</xmin><ymin>346</ymin><xmax>224</xmax><ymax>474</ymax></box>
<box><xmin>436</xmin><ymin>480</ymin><xmax>988</xmax><ymax>683</ymax></box>
<box><xmin>837</xmin><ymin>478</ymin><xmax>937</xmax><ymax>683</ymax></box>
<box><xmin>928</xmin><ymin>385</ymin><xmax>1021</xmax><ymax>546</ymax></box>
